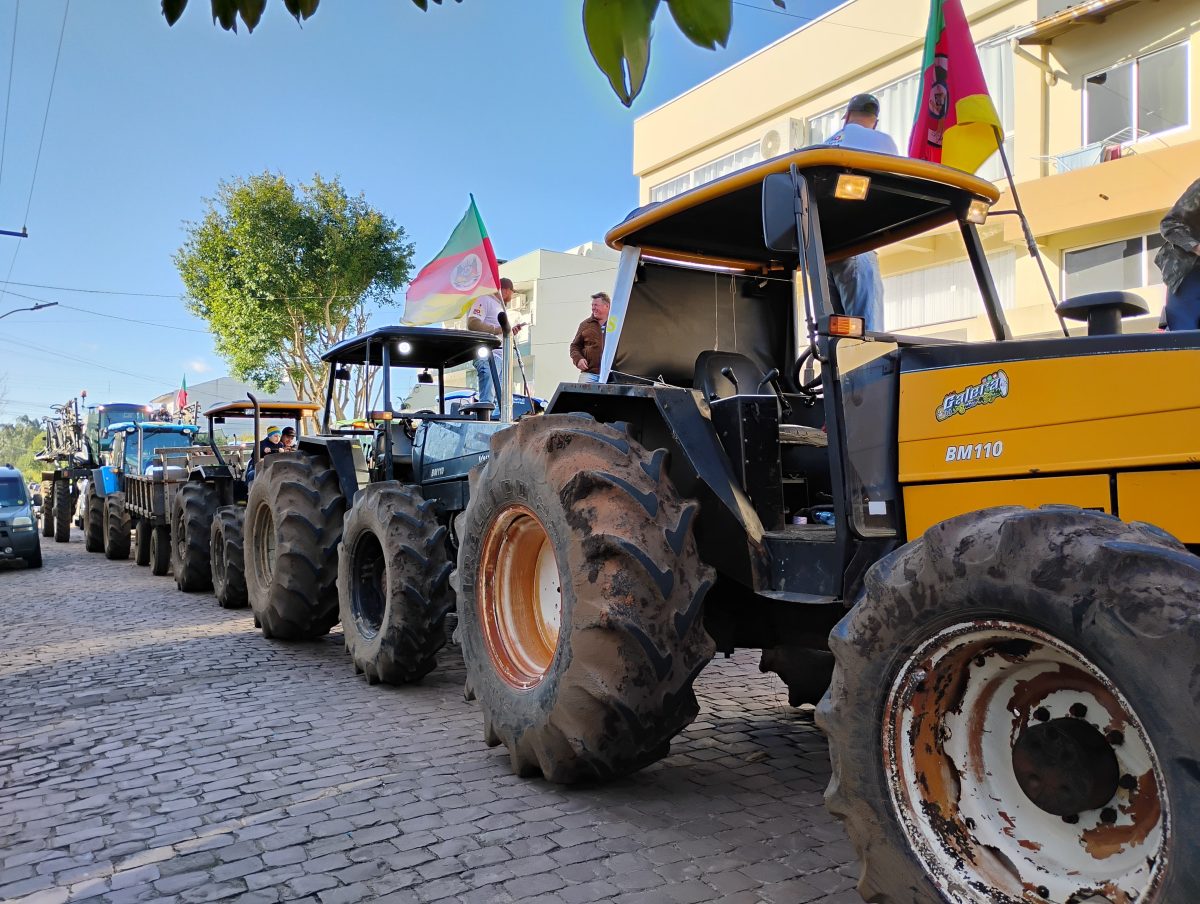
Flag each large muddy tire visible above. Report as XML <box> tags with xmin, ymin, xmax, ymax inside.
<box><xmin>134</xmin><ymin>519</ymin><xmax>151</xmax><ymax>567</ymax></box>
<box><xmin>41</xmin><ymin>481</ymin><xmax>55</xmax><ymax>537</ymax></box>
<box><xmin>338</xmin><ymin>483</ymin><xmax>453</xmax><ymax>685</ymax></box>
<box><xmin>816</xmin><ymin>506</ymin><xmax>1199</xmax><ymax>904</ymax></box>
<box><xmin>211</xmin><ymin>505</ymin><xmax>248</xmax><ymax>609</ymax></box>
<box><xmin>103</xmin><ymin>493</ymin><xmax>131</xmax><ymax>560</ymax></box>
<box><xmin>84</xmin><ymin>483</ymin><xmax>104</xmax><ymax>553</ymax></box>
<box><xmin>149</xmin><ymin>525</ymin><xmax>171</xmax><ymax>576</ymax></box>
<box><xmin>245</xmin><ymin>453</ymin><xmax>344</xmax><ymax>640</ymax></box>
<box><xmin>53</xmin><ymin>479</ymin><xmax>72</xmax><ymax>543</ymax></box>
<box><xmin>455</xmin><ymin>414</ymin><xmax>715</xmax><ymax>783</ymax></box>
<box><xmin>172</xmin><ymin>482</ymin><xmax>218</xmax><ymax>592</ymax></box>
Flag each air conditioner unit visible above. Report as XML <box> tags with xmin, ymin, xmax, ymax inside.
<box><xmin>760</xmin><ymin>129</ymin><xmax>782</xmax><ymax>159</ymax></box>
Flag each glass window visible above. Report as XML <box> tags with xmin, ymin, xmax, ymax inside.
<box><xmin>1085</xmin><ymin>43</ymin><xmax>1188</xmax><ymax>145</ymax></box>
<box><xmin>1138</xmin><ymin>44</ymin><xmax>1188</xmax><ymax>136</ymax></box>
<box><xmin>648</xmin><ymin>142</ymin><xmax>761</xmax><ymax>203</ymax></box>
<box><xmin>0</xmin><ymin>476</ymin><xmax>27</xmax><ymax>507</ymax></box>
<box><xmin>1063</xmin><ymin>235</ymin><xmax>1164</xmax><ymax>298</ymax></box>
<box><xmin>1086</xmin><ymin>64</ymin><xmax>1134</xmax><ymax>144</ymax></box>
<box><xmin>883</xmin><ymin>250</ymin><xmax>1016</xmax><ymax>331</ymax></box>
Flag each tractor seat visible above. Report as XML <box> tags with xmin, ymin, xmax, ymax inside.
<box><xmin>694</xmin><ymin>351</ymin><xmax>766</xmax><ymax>400</ymax></box>
<box><xmin>778</xmin><ymin>423</ymin><xmax>828</xmax><ymax>447</ymax></box>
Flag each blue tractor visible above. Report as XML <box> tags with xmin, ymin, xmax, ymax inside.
<box><xmin>89</xmin><ymin>421</ymin><xmax>200</xmax><ymax>571</ymax></box>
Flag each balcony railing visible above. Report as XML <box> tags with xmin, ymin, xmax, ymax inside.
<box><xmin>1050</xmin><ymin>127</ymin><xmax>1145</xmax><ymax>173</ymax></box>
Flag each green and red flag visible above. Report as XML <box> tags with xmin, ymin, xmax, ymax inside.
<box><xmin>402</xmin><ymin>195</ymin><xmax>501</xmax><ymax>326</ymax></box>
<box><xmin>908</xmin><ymin>0</ymin><xmax>1003</xmax><ymax>174</ymax></box>
<box><xmin>176</xmin><ymin>374</ymin><xmax>187</xmax><ymax>410</ymax></box>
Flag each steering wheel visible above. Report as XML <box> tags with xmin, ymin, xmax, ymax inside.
<box><xmin>792</xmin><ymin>346</ymin><xmax>824</xmax><ymax>398</ymax></box>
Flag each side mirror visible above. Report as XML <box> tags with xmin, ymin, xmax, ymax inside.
<box><xmin>213</xmin><ymin>416</ymin><xmax>225</xmax><ymax>425</ymax></box>
<box><xmin>417</xmin><ymin>370</ymin><xmax>434</xmax><ymax>385</ymax></box>
<box><xmin>334</xmin><ymin>366</ymin><xmax>352</xmax><ymax>382</ymax></box>
<box><xmin>762</xmin><ymin>172</ymin><xmax>799</xmax><ymax>253</ymax></box>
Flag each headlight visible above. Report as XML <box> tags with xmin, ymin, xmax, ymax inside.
<box><xmin>12</xmin><ymin>516</ymin><xmax>33</xmax><ymax>531</ymax></box>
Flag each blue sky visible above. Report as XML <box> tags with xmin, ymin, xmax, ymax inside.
<box><xmin>0</xmin><ymin>0</ymin><xmax>833</xmax><ymax>419</ymax></box>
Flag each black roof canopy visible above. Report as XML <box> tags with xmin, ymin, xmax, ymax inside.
<box><xmin>607</xmin><ymin>148</ymin><xmax>1001</xmax><ymax>268</ymax></box>
<box><xmin>321</xmin><ymin>326</ymin><xmax>500</xmax><ymax>368</ymax></box>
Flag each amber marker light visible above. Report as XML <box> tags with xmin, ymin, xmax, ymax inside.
<box><xmin>966</xmin><ymin>198</ymin><xmax>991</xmax><ymax>224</ymax></box>
<box><xmin>834</xmin><ymin>173</ymin><xmax>871</xmax><ymax>201</ymax></box>
<box><xmin>828</xmin><ymin>315</ymin><xmax>865</xmax><ymax>337</ymax></box>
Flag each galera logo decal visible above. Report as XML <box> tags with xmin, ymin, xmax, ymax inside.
<box><xmin>935</xmin><ymin>370</ymin><xmax>1009</xmax><ymax>422</ymax></box>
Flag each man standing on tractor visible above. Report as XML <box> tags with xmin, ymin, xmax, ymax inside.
<box><xmin>569</xmin><ymin>292</ymin><xmax>610</xmax><ymax>383</ymax></box>
<box><xmin>467</xmin><ymin>276</ymin><xmax>522</xmax><ymax>410</ymax></box>
<box><xmin>1156</xmin><ymin>177</ymin><xmax>1200</xmax><ymax>331</ymax></box>
<box><xmin>823</xmin><ymin>93</ymin><xmax>899</xmax><ymax>332</ymax></box>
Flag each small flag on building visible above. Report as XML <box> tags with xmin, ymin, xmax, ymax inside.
<box><xmin>908</xmin><ymin>0</ymin><xmax>1002</xmax><ymax>174</ymax></box>
<box><xmin>176</xmin><ymin>375</ymin><xmax>188</xmax><ymax>410</ymax></box>
<box><xmin>402</xmin><ymin>195</ymin><xmax>501</xmax><ymax>326</ymax></box>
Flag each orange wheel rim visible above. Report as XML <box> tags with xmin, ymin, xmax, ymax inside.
<box><xmin>478</xmin><ymin>505</ymin><xmax>562</xmax><ymax>689</ymax></box>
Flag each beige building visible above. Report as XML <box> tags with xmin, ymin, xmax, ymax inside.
<box><xmin>633</xmin><ymin>0</ymin><xmax>1199</xmax><ymax>339</ymax></box>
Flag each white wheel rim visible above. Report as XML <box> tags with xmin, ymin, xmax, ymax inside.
<box><xmin>884</xmin><ymin>620</ymin><xmax>1167</xmax><ymax>904</ymax></box>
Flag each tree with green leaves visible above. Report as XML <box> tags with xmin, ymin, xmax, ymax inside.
<box><xmin>161</xmin><ymin>0</ymin><xmax>784</xmax><ymax>107</ymax></box>
<box><xmin>0</xmin><ymin>415</ymin><xmax>46</xmax><ymax>482</ymax></box>
<box><xmin>175</xmin><ymin>172</ymin><xmax>414</xmax><ymax>422</ymax></box>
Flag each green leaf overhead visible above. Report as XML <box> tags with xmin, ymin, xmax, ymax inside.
<box><xmin>666</xmin><ymin>0</ymin><xmax>731</xmax><ymax>50</ymax></box>
<box><xmin>583</xmin><ymin>0</ymin><xmax>657</xmax><ymax>107</ymax></box>
<box><xmin>160</xmin><ymin>0</ymin><xmax>784</xmax><ymax>107</ymax></box>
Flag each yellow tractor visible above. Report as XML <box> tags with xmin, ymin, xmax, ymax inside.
<box><xmin>454</xmin><ymin>148</ymin><xmax>1199</xmax><ymax>903</ymax></box>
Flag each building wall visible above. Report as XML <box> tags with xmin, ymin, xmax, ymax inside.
<box><xmin>633</xmin><ymin>0</ymin><xmax>1200</xmax><ymax>339</ymax></box>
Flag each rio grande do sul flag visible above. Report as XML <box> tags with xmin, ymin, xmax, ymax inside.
<box><xmin>402</xmin><ymin>195</ymin><xmax>501</xmax><ymax>326</ymax></box>
<box><xmin>908</xmin><ymin>0</ymin><xmax>1003</xmax><ymax>174</ymax></box>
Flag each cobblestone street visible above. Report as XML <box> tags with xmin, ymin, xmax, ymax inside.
<box><xmin>0</xmin><ymin>534</ymin><xmax>859</xmax><ymax>904</ymax></box>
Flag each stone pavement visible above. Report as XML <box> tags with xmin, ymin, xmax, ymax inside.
<box><xmin>0</xmin><ymin>534</ymin><xmax>860</xmax><ymax>904</ymax></box>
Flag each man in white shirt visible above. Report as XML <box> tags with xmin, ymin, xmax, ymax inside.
<box><xmin>824</xmin><ymin>94</ymin><xmax>898</xmax><ymax>331</ymax></box>
<box><xmin>467</xmin><ymin>277</ymin><xmax>522</xmax><ymax>411</ymax></box>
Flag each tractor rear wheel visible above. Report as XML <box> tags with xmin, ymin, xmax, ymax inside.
<box><xmin>172</xmin><ymin>483</ymin><xmax>218</xmax><ymax>592</ymax></box>
<box><xmin>338</xmin><ymin>483</ymin><xmax>452</xmax><ymax>685</ymax></box>
<box><xmin>103</xmin><ymin>493</ymin><xmax>131</xmax><ymax>560</ymax></box>
<box><xmin>149</xmin><ymin>525</ymin><xmax>171</xmax><ymax>575</ymax></box>
<box><xmin>84</xmin><ymin>483</ymin><xmax>104</xmax><ymax>553</ymax></box>
<box><xmin>455</xmin><ymin>414</ymin><xmax>715</xmax><ymax>783</ymax></box>
<box><xmin>211</xmin><ymin>505</ymin><xmax>248</xmax><ymax>609</ymax></box>
<box><xmin>41</xmin><ymin>481</ymin><xmax>54</xmax><ymax>537</ymax></box>
<box><xmin>134</xmin><ymin>519</ymin><xmax>151</xmax><ymax>567</ymax></box>
<box><xmin>245</xmin><ymin>453</ymin><xmax>345</xmax><ymax>640</ymax></box>
<box><xmin>817</xmin><ymin>506</ymin><xmax>1199</xmax><ymax>904</ymax></box>
<box><xmin>53</xmin><ymin>479</ymin><xmax>72</xmax><ymax>543</ymax></box>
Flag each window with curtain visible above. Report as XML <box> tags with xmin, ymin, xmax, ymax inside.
<box><xmin>1085</xmin><ymin>43</ymin><xmax>1189</xmax><ymax>145</ymax></box>
<box><xmin>882</xmin><ymin>250</ymin><xmax>1016</xmax><ymax>330</ymax></box>
<box><xmin>648</xmin><ymin>141</ymin><xmax>763</xmax><ymax>203</ymax></box>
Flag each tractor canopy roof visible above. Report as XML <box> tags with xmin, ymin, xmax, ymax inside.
<box><xmin>606</xmin><ymin>148</ymin><xmax>1001</xmax><ymax>269</ymax></box>
<box><xmin>104</xmin><ymin>422</ymin><xmax>200</xmax><ymax>437</ymax></box>
<box><xmin>322</xmin><ymin>326</ymin><xmax>501</xmax><ymax>369</ymax></box>
<box><xmin>203</xmin><ymin>399</ymin><xmax>320</xmax><ymax>421</ymax></box>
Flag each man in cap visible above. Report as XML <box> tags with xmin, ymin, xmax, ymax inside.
<box><xmin>822</xmin><ymin>93</ymin><xmax>898</xmax><ymax>332</ymax></box>
<box><xmin>467</xmin><ymin>277</ymin><xmax>523</xmax><ymax>411</ymax></box>
<box><xmin>280</xmin><ymin>426</ymin><xmax>296</xmax><ymax>451</ymax></box>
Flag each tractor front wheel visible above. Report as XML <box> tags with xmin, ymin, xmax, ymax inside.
<box><xmin>41</xmin><ymin>481</ymin><xmax>54</xmax><ymax>537</ymax></box>
<box><xmin>103</xmin><ymin>493</ymin><xmax>131</xmax><ymax>560</ymax></box>
<box><xmin>84</xmin><ymin>482</ymin><xmax>104</xmax><ymax>553</ymax></box>
<box><xmin>456</xmin><ymin>414</ymin><xmax>714</xmax><ymax>783</ymax></box>
<box><xmin>53</xmin><ymin>479</ymin><xmax>72</xmax><ymax>543</ymax></box>
<box><xmin>817</xmin><ymin>506</ymin><xmax>1199</xmax><ymax>904</ymax></box>
<box><xmin>172</xmin><ymin>483</ymin><xmax>218</xmax><ymax>592</ymax></box>
<box><xmin>211</xmin><ymin>505</ymin><xmax>247</xmax><ymax>609</ymax></box>
<box><xmin>338</xmin><ymin>483</ymin><xmax>453</xmax><ymax>685</ymax></box>
<box><xmin>245</xmin><ymin>453</ymin><xmax>345</xmax><ymax>640</ymax></box>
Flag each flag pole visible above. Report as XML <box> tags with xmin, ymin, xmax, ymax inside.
<box><xmin>993</xmin><ymin>127</ymin><xmax>1069</xmax><ymax>337</ymax></box>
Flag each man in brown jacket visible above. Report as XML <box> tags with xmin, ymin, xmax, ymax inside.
<box><xmin>569</xmin><ymin>292</ymin><xmax>610</xmax><ymax>383</ymax></box>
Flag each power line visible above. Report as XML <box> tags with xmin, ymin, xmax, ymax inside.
<box><xmin>0</xmin><ymin>335</ymin><xmax>162</xmax><ymax>386</ymax></box>
<box><xmin>732</xmin><ymin>1</ymin><xmax>921</xmax><ymax>38</ymax></box>
<box><xmin>21</xmin><ymin>0</ymin><xmax>70</xmax><ymax>225</ymax></box>
<box><xmin>0</xmin><ymin>0</ymin><xmax>18</xmax><ymax>195</ymax></box>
